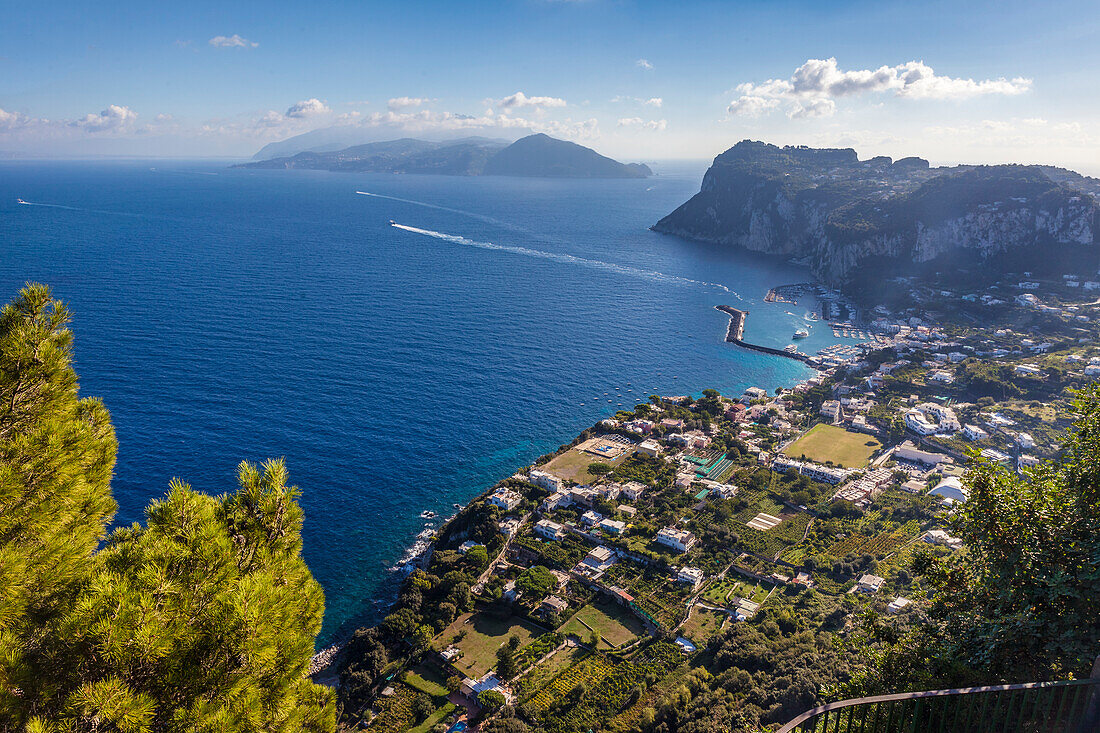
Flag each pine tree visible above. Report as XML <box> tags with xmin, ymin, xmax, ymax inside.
<box><xmin>44</xmin><ymin>460</ymin><xmax>334</xmax><ymax>732</ymax></box>
<box><xmin>0</xmin><ymin>285</ymin><xmax>334</xmax><ymax>731</ymax></box>
<box><xmin>0</xmin><ymin>284</ymin><xmax>118</xmax><ymax>724</ymax></box>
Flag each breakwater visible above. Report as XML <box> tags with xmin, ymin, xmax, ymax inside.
<box><xmin>715</xmin><ymin>306</ymin><xmax>814</xmax><ymax>365</ymax></box>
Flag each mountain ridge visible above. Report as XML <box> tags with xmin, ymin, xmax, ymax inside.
<box><xmin>238</xmin><ymin>134</ymin><xmax>652</xmax><ymax>179</ymax></box>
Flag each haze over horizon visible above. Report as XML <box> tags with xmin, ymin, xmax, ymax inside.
<box><xmin>4</xmin><ymin>0</ymin><xmax>1100</xmax><ymax>173</ymax></box>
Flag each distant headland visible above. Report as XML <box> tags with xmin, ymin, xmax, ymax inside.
<box><xmin>235</xmin><ymin>133</ymin><xmax>653</xmax><ymax>179</ymax></box>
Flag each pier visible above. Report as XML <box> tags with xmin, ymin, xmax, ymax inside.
<box><xmin>715</xmin><ymin>305</ymin><xmax>813</xmax><ymax>365</ymax></box>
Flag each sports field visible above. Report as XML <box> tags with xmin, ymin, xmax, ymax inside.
<box><xmin>542</xmin><ymin>440</ymin><xmax>634</xmax><ymax>483</ymax></box>
<box><xmin>783</xmin><ymin>423</ymin><xmax>882</xmax><ymax>468</ymax></box>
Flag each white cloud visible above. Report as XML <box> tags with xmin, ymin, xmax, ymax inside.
<box><xmin>728</xmin><ymin>58</ymin><xmax>1032</xmax><ymax>119</ymax></box>
<box><xmin>285</xmin><ymin>98</ymin><xmax>331</xmax><ymax>118</ymax></box>
<box><xmin>495</xmin><ymin>92</ymin><xmax>567</xmax><ymax>110</ymax></box>
<box><xmin>0</xmin><ymin>107</ymin><xmax>33</xmax><ymax>131</ymax></box>
<box><xmin>70</xmin><ymin>105</ymin><xmax>138</xmax><ymax>132</ymax></box>
<box><xmin>612</xmin><ymin>96</ymin><xmax>663</xmax><ymax>108</ymax></box>
<box><xmin>636</xmin><ymin>59</ymin><xmax>654</xmax><ymax>70</ymax></box>
<box><xmin>209</xmin><ymin>34</ymin><xmax>258</xmax><ymax>48</ymax></box>
<box><xmin>788</xmin><ymin>98</ymin><xmax>836</xmax><ymax>119</ymax></box>
<box><xmin>726</xmin><ymin>96</ymin><xmax>779</xmax><ymax>117</ymax></box>
<box><xmin>617</xmin><ymin>117</ymin><xmax>667</xmax><ymax>131</ymax></box>
<box><xmin>387</xmin><ymin>97</ymin><xmax>435</xmax><ymax>111</ymax></box>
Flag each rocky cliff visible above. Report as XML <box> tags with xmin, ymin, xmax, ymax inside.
<box><xmin>653</xmin><ymin>141</ymin><xmax>1100</xmax><ymax>292</ymax></box>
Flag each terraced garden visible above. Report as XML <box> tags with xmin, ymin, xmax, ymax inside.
<box><xmin>559</xmin><ymin>602</ymin><xmax>643</xmax><ymax>648</ymax></box>
<box><xmin>827</xmin><ymin>520</ymin><xmax>922</xmax><ymax>558</ymax></box>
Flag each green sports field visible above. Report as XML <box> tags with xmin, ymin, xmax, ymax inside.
<box><xmin>782</xmin><ymin>423</ymin><xmax>882</xmax><ymax>468</ymax></box>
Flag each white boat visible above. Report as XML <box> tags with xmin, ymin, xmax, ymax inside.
<box><xmin>793</xmin><ymin>329</ymin><xmax>809</xmax><ymax>339</ymax></box>
<box><xmin>17</xmin><ymin>199</ymin><xmax>27</xmax><ymax>204</ymax></box>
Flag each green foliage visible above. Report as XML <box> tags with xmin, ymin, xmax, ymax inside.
<box><xmin>587</xmin><ymin>462</ymin><xmax>613</xmax><ymax>477</ymax></box>
<box><xmin>0</xmin><ymin>286</ymin><xmax>334</xmax><ymax>732</ymax></box>
<box><xmin>515</xmin><ymin>565</ymin><xmax>555</xmax><ymax>600</ymax></box>
<box><xmin>479</xmin><ymin>689</ymin><xmax>507</xmax><ymax>712</ymax></box>
<box><xmin>922</xmin><ymin>385</ymin><xmax>1100</xmax><ymax>680</ymax></box>
<box><xmin>466</xmin><ymin>544</ymin><xmax>489</xmax><ymax>570</ymax></box>
<box><xmin>0</xmin><ymin>284</ymin><xmax>119</xmax><ymax>707</ymax></box>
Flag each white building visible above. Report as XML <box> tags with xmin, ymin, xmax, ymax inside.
<box><xmin>488</xmin><ymin>489</ymin><xmax>522</xmax><ymax>511</ymax></box>
<box><xmin>637</xmin><ymin>439</ymin><xmax>660</xmax><ymax>457</ymax></box>
<box><xmin>904</xmin><ymin>409</ymin><xmax>939</xmax><ymax>435</ymax></box>
<box><xmin>963</xmin><ymin>424</ymin><xmax>988</xmax><ymax>441</ymax></box>
<box><xmin>620</xmin><ymin>481</ymin><xmax>647</xmax><ymax>501</ymax></box>
<box><xmin>887</xmin><ymin>597</ymin><xmax>912</xmax><ymax>614</ymax></box>
<box><xmin>924</xmin><ymin>529</ymin><xmax>964</xmax><ymax>549</ymax></box>
<box><xmin>741</xmin><ymin>387</ymin><xmax>768</xmax><ymax>404</ymax></box>
<box><xmin>540</xmin><ymin>491</ymin><xmax>572</xmax><ymax>512</ymax></box>
<box><xmin>656</xmin><ymin>527</ymin><xmax>697</xmax><ymax>553</ymax></box>
<box><xmin>928</xmin><ymin>476</ymin><xmax>967</xmax><ymax>503</ymax></box>
<box><xmin>1014</xmin><ymin>364</ymin><xmax>1042</xmax><ymax>377</ymax></box>
<box><xmin>529</xmin><ymin>469</ymin><xmax>564</xmax><ymax>493</ymax></box>
<box><xmin>580</xmin><ymin>510</ymin><xmax>603</xmax><ymax>528</ymax></box>
<box><xmin>676</xmin><ymin>566</ymin><xmax>705</xmax><ymax>587</ymax></box>
<box><xmin>598</xmin><ymin>518</ymin><xmax>626</xmax><ymax>535</ymax></box>
<box><xmin>856</xmin><ymin>574</ymin><xmax>885</xmax><ymax>594</ymax></box>
<box><xmin>581</xmin><ymin>545</ymin><xmax>616</xmax><ymax>571</ymax></box>
<box><xmin>928</xmin><ymin>370</ymin><xmax>955</xmax><ymax>384</ymax></box>
<box><xmin>894</xmin><ymin>441</ymin><xmax>951</xmax><ymax>466</ymax></box>
<box><xmin>535</xmin><ymin>519</ymin><xmax>566</xmax><ymax>541</ymax></box>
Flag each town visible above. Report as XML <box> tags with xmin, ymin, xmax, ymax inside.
<box><xmin>339</xmin><ymin>267</ymin><xmax>1100</xmax><ymax>733</ymax></box>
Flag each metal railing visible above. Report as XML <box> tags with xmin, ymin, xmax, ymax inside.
<box><xmin>776</xmin><ymin>677</ymin><xmax>1100</xmax><ymax>733</ymax></box>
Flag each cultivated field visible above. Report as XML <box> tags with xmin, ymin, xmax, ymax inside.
<box><xmin>560</xmin><ymin>601</ymin><xmax>643</xmax><ymax>648</ymax></box>
<box><xmin>783</xmin><ymin>423</ymin><xmax>882</xmax><ymax>468</ymax></box>
<box><xmin>433</xmin><ymin>612</ymin><xmax>545</xmax><ymax>676</ymax></box>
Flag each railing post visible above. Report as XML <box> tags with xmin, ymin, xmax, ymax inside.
<box><xmin>1076</xmin><ymin>655</ymin><xmax>1100</xmax><ymax>733</ymax></box>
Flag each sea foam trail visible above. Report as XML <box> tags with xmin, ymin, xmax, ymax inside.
<box><xmin>392</xmin><ymin>222</ymin><xmax>736</xmax><ymax>295</ymax></box>
<box><xmin>357</xmin><ymin>190</ymin><xmax>520</xmax><ymax>230</ymax></box>
<box><xmin>16</xmin><ymin>200</ymin><xmax>144</xmax><ymax>218</ymax></box>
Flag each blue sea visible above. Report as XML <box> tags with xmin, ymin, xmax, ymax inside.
<box><xmin>0</xmin><ymin>160</ymin><xmax>850</xmax><ymax>643</ymax></box>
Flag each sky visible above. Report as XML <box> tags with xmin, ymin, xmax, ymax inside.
<box><xmin>3</xmin><ymin>0</ymin><xmax>1100</xmax><ymax>172</ymax></box>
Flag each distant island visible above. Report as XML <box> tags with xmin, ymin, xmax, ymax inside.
<box><xmin>236</xmin><ymin>133</ymin><xmax>653</xmax><ymax>179</ymax></box>
<box><xmin>653</xmin><ymin>140</ymin><xmax>1100</xmax><ymax>300</ymax></box>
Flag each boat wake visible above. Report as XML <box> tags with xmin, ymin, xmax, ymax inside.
<box><xmin>15</xmin><ymin>199</ymin><xmax>143</xmax><ymax>218</ymax></box>
<box><xmin>391</xmin><ymin>222</ymin><xmax>736</xmax><ymax>294</ymax></box>
<box><xmin>356</xmin><ymin>190</ymin><xmax>520</xmax><ymax>230</ymax></box>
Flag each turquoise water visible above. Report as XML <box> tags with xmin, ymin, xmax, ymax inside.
<box><xmin>0</xmin><ymin>159</ymin><xmax>836</xmax><ymax>642</ymax></box>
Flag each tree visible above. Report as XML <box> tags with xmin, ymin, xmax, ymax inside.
<box><xmin>0</xmin><ymin>284</ymin><xmax>118</xmax><ymax>723</ymax></box>
<box><xmin>496</xmin><ymin>642</ymin><xmax>518</xmax><ymax>679</ymax></box>
<box><xmin>412</xmin><ymin>693</ymin><xmax>434</xmax><ymax>722</ymax></box>
<box><xmin>0</xmin><ymin>286</ymin><xmax>334</xmax><ymax>731</ymax></box>
<box><xmin>478</xmin><ymin>690</ymin><xmax>506</xmax><ymax>712</ymax></box>
<box><xmin>49</xmin><ymin>461</ymin><xmax>333</xmax><ymax>731</ymax></box>
<box><xmin>588</xmin><ymin>462</ymin><xmax>613</xmax><ymax>477</ymax></box>
<box><xmin>446</xmin><ymin>675</ymin><xmax>463</xmax><ymax>694</ymax></box>
<box><xmin>514</xmin><ymin>565</ymin><xmax>555</xmax><ymax>599</ymax></box>
<box><xmin>466</xmin><ymin>544</ymin><xmax>489</xmax><ymax>570</ymax></box>
<box><xmin>922</xmin><ymin>385</ymin><xmax>1100</xmax><ymax>680</ymax></box>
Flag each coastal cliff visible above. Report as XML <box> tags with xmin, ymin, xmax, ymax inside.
<box><xmin>653</xmin><ymin>141</ymin><xmax>1100</xmax><ymax>294</ymax></box>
